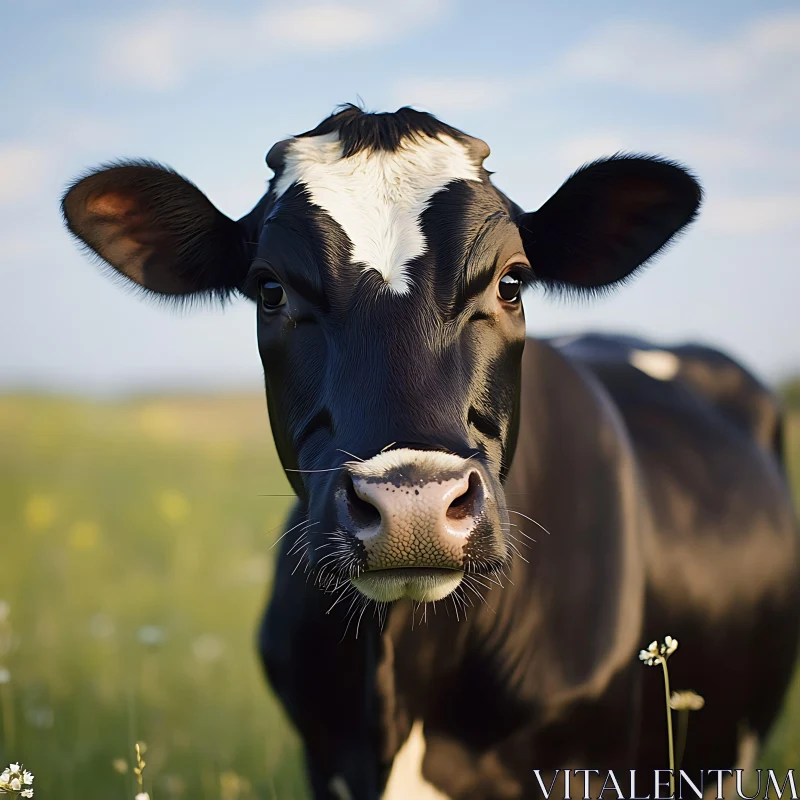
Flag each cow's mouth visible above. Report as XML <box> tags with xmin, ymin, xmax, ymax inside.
<box><xmin>351</xmin><ymin>566</ymin><xmax>464</xmax><ymax>603</ymax></box>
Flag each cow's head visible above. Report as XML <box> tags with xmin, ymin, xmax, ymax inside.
<box><xmin>62</xmin><ymin>106</ymin><xmax>701</xmax><ymax>603</ymax></box>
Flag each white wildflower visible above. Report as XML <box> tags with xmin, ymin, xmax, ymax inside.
<box><xmin>639</xmin><ymin>636</ymin><xmax>679</xmax><ymax>666</ymax></box>
<box><xmin>137</xmin><ymin>625</ymin><xmax>166</xmax><ymax>647</ymax></box>
<box><xmin>670</xmin><ymin>690</ymin><xmax>705</xmax><ymax>711</ymax></box>
<box><xmin>638</xmin><ymin>640</ymin><xmax>662</xmax><ymax>666</ymax></box>
<box><xmin>135</xmin><ymin>794</ymin><xmax>150</xmax><ymax>800</ymax></box>
<box><xmin>192</xmin><ymin>633</ymin><xmax>225</xmax><ymax>663</ymax></box>
<box><xmin>663</xmin><ymin>635</ymin><xmax>678</xmax><ymax>656</ymax></box>
<box><xmin>0</xmin><ymin>762</ymin><xmax>34</xmax><ymax>796</ymax></box>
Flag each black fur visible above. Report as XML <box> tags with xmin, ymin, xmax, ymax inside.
<box><xmin>298</xmin><ymin>103</ymin><xmax>470</xmax><ymax>158</ymax></box>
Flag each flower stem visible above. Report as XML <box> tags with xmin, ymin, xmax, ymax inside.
<box><xmin>0</xmin><ymin>681</ymin><xmax>15</xmax><ymax>754</ymax></box>
<box><xmin>676</xmin><ymin>708</ymin><xmax>689</xmax><ymax>769</ymax></box>
<box><xmin>661</xmin><ymin>660</ymin><xmax>675</xmax><ymax>796</ymax></box>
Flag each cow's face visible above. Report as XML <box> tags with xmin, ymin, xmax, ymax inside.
<box><xmin>62</xmin><ymin>106</ymin><xmax>701</xmax><ymax>603</ymax></box>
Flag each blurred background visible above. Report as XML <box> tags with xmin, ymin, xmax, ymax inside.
<box><xmin>1</xmin><ymin>0</ymin><xmax>798</xmax><ymax>797</ymax></box>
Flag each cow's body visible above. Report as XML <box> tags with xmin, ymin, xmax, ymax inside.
<box><xmin>61</xmin><ymin>106</ymin><xmax>799</xmax><ymax>800</ymax></box>
<box><xmin>262</xmin><ymin>334</ymin><xmax>800</xmax><ymax>799</ymax></box>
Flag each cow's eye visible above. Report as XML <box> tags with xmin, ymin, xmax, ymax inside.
<box><xmin>498</xmin><ymin>273</ymin><xmax>522</xmax><ymax>303</ymax></box>
<box><xmin>260</xmin><ymin>280</ymin><xmax>287</xmax><ymax>311</ymax></box>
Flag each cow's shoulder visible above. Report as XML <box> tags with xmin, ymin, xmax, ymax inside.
<box><xmin>548</xmin><ymin>332</ymin><xmax>783</xmax><ymax>459</ymax></box>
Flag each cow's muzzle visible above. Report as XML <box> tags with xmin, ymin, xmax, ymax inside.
<box><xmin>333</xmin><ymin>448</ymin><xmax>506</xmax><ymax>602</ymax></box>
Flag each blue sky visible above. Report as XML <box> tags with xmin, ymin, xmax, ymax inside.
<box><xmin>1</xmin><ymin>0</ymin><xmax>798</xmax><ymax>393</ymax></box>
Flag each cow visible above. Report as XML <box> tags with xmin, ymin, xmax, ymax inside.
<box><xmin>62</xmin><ymin>105</ymin><xmax>799</xmax><ymax>799</ymax></box>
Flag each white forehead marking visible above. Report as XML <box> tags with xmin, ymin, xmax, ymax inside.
<box><xmin>629</xmin><ymin>349</ymin><xmax>681</xmax><ymax>381</ymax></box>
<box><xmin>272</xmin><ymin>132</ymin><xmax>481</xmax><ymax>294</ymax></box>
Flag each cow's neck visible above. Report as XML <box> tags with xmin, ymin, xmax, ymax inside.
<box><xmin>493</xmin><ymin>337</ymin><xmax>647</xmax><ymax>708</ymax></box>
<box><xmin>273</xmin><ymin>336</ymin><xmax>646</xmax><ymax>777</ymax></box>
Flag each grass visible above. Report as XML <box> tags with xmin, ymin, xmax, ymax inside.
<box><xmin>0</xmin><ymin>394</ymin><xmax>303</xmax><ymax>799</ymax></box>
<box><xmin>0</xmin><ymin>394</ymin><xmax>798</xmax><ymax>797</ymax></box>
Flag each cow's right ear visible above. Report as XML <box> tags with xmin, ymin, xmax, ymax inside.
<box><xmin>61</xmin><ymin>161</ymin><xmax>251</xmax><ymax>300</ymax></box>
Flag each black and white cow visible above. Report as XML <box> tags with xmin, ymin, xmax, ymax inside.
<box><xmin>62</xmin><ymin>106</ymin><xmax>799</xmax><ymax>799</ymax></box>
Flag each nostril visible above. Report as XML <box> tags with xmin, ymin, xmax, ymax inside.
<box><xmin>446</xmin><ymin>471</ymin><xmax>484</xmax><ymax>521</ymax></box>
<box><xmin>343</xmin><ymin>474</ymin><xmax>382</xmax><ymax>529</ymax></box>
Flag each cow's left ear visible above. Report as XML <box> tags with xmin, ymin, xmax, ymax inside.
<box><xmin>517</xmin><ymin>155</ymin><xmax>702</xmax><ymax>291</ymax></box>
<box><xmin>62</xmin><ymin>161</ymin><xmax>250</xmax><ymax>300</ymax></box>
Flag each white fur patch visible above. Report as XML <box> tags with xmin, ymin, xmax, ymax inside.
<box><xmin>383</xmin><ymin>721</ymin><xmax>451</xmax><ymax>800</ymax></box>
<box><xmin>550</xmin><ymin>334</ymin><xmax>583</xmax><ymax>349</ymax></box>
<box><xmin>629</xmin><ymin>349</ymin><xmax>681</xmax><ymax>381</ymax></box>
<box><xmin>272</xmin><ymin>133</ymin><xmax>481</xmax><ymax>294</ymax></box>
<box><xmin>348</xmin><ymin>447</ymin><xmax>467</xmax><ymax>479</ymax></box>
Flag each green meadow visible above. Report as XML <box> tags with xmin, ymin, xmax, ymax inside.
<box><xmin>1</xmin><ymin>393</ymin><xmax>799</xmax><ymax>798</ymax></box>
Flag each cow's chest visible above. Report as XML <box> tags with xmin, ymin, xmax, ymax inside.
<box><xmin>382</xmin><ymin>721</ymin><xmax>451</xmax><ymax>799</ymax></box>
<box><xmin>376</xmin><ymin>627</ymin><xmax>528</xmax><ymax>799</ymax></box>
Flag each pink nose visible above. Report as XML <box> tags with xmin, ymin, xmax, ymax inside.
<box><xmin>337</xmin><ymin>459</ymin><xmax>486</xmax><ymax>571</ymax></box>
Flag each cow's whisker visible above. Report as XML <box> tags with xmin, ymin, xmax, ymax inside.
<box><xmin>270</xmin><ymin>517</ymin><xmax>315</xmax><ymax>550</ymax></box>
<box><xmin>506</xmin><ymin>509</ymin><xmax>552</xmax><ymax>536</ymax></box>
<box><xmin>354</xmin><ymin>601</ymin><xmax>370</xmax><ymax>639</ymax></box>
<box><xmin>461</xmin><ymin>576</ymin><xmax>496</xmax><ymax>614</ymax></box>
<box><xmin>285</xmin><ymin>467</ymin><xmax>345</xmax><ymax>473</ymax></box>
<box><xmin>336</xmin><ymin>448</ymin><xmax>364</xmax><ymax>462</ymax></box>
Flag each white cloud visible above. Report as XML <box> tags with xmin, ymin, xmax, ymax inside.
<box><xmin>0</xmin><ymin>144</ymin><xmax>53</xmax><ymax>207</ymax></box>
<box><xmin>32</xmin><ymin>111</ymin><xmax>126</xmax><ymax>157</ymax></box>
<box><xmin>393</xmin><ymin>77</ymin><xmax>513</xmax><ymax>113</ymax></box>
<box><xmin>392</xmin><ymin>10</ymin><xmax>800</xmax><ymax>169</ymax></box>
<box><xmin>542</xmin><ymin>11</ymin><xmax>800</xmax><ymax>231</ymax></box>
<box><xmin>648</xmin><ymin>132</ymin><xmax>762</xmax><ymax>170</ymax></box>
<box><xmin>0</xmin><ymin>112</ymin><xmax>127</xmax><ymax>211</ymax></box>
<box><xmin>562</xmin><ymin>22</ymin><xmax>737</xmax><ymax>94</ymax></box>
<box><xmin>101</xmin><ymin>0</ymin><xmax>451</xmax><ymax>91</ymax></box>
<box><xmin>555</xmin><ymin>128</ymin><xmax>787</xmax><ymax>173</ymax></box>
<box><xmin>560</xmin><ymin>9</ymin><xmax>800</xmax><ymax>125</ymax></box>
<box><xmin>554</xmin><ymin>135</ymin><xmax>627</xmax><ymax>169</ymax></box>
<box><xmin>701</xmin><ymin>193</ymin><xmax>800</xmax><ymax>235</ymax></box>
<box><xmin>266</xmin><ymin>4</ymin><xmax>383</xmax><ymax>49</ymax></box>
<box><xmin>104</xmin><ymin>10</ymin><xmax>192</xmax><ymax>91</ymax></box>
